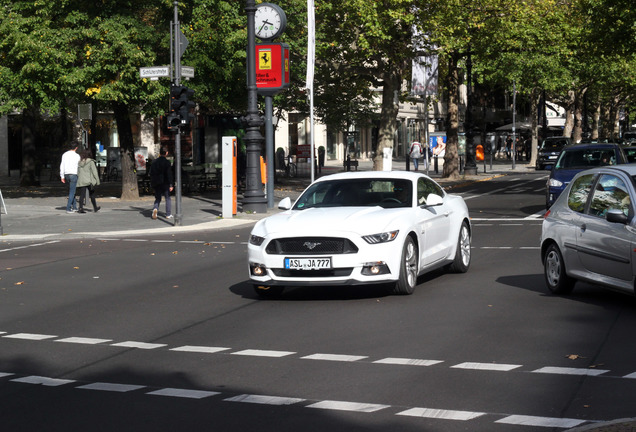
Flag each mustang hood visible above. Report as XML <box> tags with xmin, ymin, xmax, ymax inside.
<box><xmin>253</xmin><ymin>207</ymin><xmax>408</xmax><ymax>237</ymax></box>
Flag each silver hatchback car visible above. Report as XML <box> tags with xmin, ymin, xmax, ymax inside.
<box><xmin>541</xmin><ymin>165</ymin><xmax>636</xmax><ymax>295</ymax></box>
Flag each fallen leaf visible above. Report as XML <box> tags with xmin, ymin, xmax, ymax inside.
<box><xmin>172</xmin><ymin>251</ymin><xmax>178</xmax><ymax>254</ymax></box>
<box><xmin>15</xmin><ymin>281</ymin><xmax>24</xmax><ymax>285</ymax></box>
<box><xmin>566</xmin><ymin>354</ymin><xmax>586</xmax><ymax>360</ymax></box>
<box><xmin>73</xmin><ymin>266</ymin><xmax>79</xmax><ymax>270</ymax></box>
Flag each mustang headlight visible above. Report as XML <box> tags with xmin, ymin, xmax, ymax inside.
<box><xmin>548</xmin><ymin>178</ymin><xmax>563</xmax><ymax>188</ymax></box>
<box><xmin>362</xmin><ymin>230</ymin><xmax>399</xmax><ymax>244</ymax></box>
<box><xmin>249</xmin><ymin>235</ymin><xmax>265</xmax><ymax>246</ymax></box>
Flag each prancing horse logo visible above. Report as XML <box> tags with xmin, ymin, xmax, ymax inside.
<box><xmin>303</xmin><ymin>241</ymin><xmax>321</xmax><ymax>250</ymax></box>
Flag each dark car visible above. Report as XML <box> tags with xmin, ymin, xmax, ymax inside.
<box><xmin>535</xmin><ymin>137</ymin><xmax>572</xmax><ymax>170</ymax></box>
<box><xmin>546</xmin><ymin>142</ymin><xmax>628</xmax><ymax>208</ymax></box>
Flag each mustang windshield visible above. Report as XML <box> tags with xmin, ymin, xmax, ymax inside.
<box><xmin>293</xmin><ymin>178</ymin><xmax>413</xmax><ymax>210</ymax></box>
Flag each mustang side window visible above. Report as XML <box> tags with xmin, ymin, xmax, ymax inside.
<box><xmin>589</xmin><ymin>174</ymin><xmax>631</xmax><ymax>218</ymax></box>
<box><xmin>417</xmin><ymin>178</ymin><xmax>444</xmax><ymax>205</ymax></box>
<box><xmin>567</xmin><ymin>174</ymin><xmax>595</xmax><ymax>213</ymax></box>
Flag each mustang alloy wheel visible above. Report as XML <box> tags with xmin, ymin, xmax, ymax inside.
<box><xmin>394</xmin><ymin>236</ymin><xmax>417</xmax><ymax>295</ymax></box>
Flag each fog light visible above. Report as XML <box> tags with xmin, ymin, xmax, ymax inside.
<box><xmin>250</xmin><ymin>263</ymin><xmax>267</xmax><ymax>276</ymax></box>
<box><xmin>361</xmin><ymin>261</ymin><xmax>390</xmax><ymax>276</ymax></box>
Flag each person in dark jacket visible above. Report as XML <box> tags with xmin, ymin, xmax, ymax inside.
<box><xmin>149</xmin><ymin>147</ymin><xmax>174</xmax><ymax>220</ymax></box>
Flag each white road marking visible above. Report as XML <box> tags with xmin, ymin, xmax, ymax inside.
<box><xmin>3</xmin><ymin>333</ymin><xmax>57</xmax><ymax>340</ymax></box>
<box><xmin>307</xmin><ymin>400</ymin><xmax>390</xmax><ymax>413</ymax></box>
<box><xmin>452</xmin><ymin>362</ymin><xmax>521</xmax><ymax>371</ymax></box>
<box><xmin>496</xmin><ymin>414</ymin><xmax>587</xmax><ymax>428</ymax></box>
<box><xmin>170</xmin><ymin>345</ymin><xmax>230</xmax><ymax>354</ymax></box>
<box><xmin>77</xmin><ymin>382</ymin><xmax>145</xmax><ymax>392</ymax></box>
<box><xmin>11</xmin><ymin>376</ymin><xmax>75</xmax><ymax>386</ymax></box>
<box><xmin>0</xmin><ymin>240</ymin><xmax>60</xmax><ymax>253</ymax></box>
<box><xmin>224</xmin><ymin>394</ymin><xmax>305</xmax><ymax>405</ymax></box>
<box><xmin>301</xmin><ymin>353</ymin><xmax>367</xmax><ymax>362</ymax></box>
<box><xmin>623</xmin><ymin>372</ymin><xmax>636</xmax><ymax>379</ymax></box>
<box><xmin>397</xmin><ymin>407</ymin><xmax>485</xmax><ymax>421</ymax></box>
<box><xmin>231</xmin><ymin>349</ymin><xmax>296</xmax><ymax>358</ymax></box>
<box><xmin>55</xmin><ymin>337</ymin><xmax>112</xmax><ymax>345</ymax></box>
<box><xmin>0</xmin><ymin>372</ymin><xmax>13</xmax><ymax>378</ymax></box>
<box><xmin>147</xmin><ymin>388</ymin><xmax>220</xmax><ymax>399</ymax></box>
<box><xmin>532</xmin><ymin>366</ymin><xmax>609</xmax><ymax>376</ymax></box>
<box><xmin>374</xmin><ymin>357</ymin><xmax>443</xmax><ymax>367</ymax></box>
<box><xmin>111</xmin><ymin>341</ymin><xmax>167</xmax><ymax>350</ymax></box>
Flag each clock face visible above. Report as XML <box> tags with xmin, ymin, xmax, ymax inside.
<box><xmin>255</xmin><ymin>3</ymin><xmax>286</xmax><ymax>40</ymax></box>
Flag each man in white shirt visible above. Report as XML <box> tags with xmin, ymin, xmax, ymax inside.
<box><xmin>60</xmin><ymin>141</ymin><xmax>81</xmax><ymax>213</ymax></box>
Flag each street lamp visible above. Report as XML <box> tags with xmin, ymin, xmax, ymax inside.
<box><xmin>243</xmin><ymin>0</ymin><xmax>267</xmax><ymax>213</ymax></box>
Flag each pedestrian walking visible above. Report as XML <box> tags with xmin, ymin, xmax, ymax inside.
<box><xmin>76</xmin><ymin>149</ymin><xmax>101</xmax><ymax>213</ymax></box>
<box><xmin>149</xmin><ymin>147</ymin><xmax>174</xmax><ymax>220</ymax></box>
<box><xmin>60</xmin><ymin>141</ymin><xmax>80</xmax><ymax>213</ymax></box>
<box><xmin>409</xmin><ymin>141</ymin><xmax>423</xmax><ymax>171</ymax></box>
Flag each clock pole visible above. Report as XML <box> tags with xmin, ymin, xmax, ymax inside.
<box><xmin>243</xmin><ymin>0</ymin><xmax>267</xmax><ymax>213</ymax></box>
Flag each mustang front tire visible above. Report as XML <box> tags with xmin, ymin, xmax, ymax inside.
<box><xmin>394</xmin><ymin>236</ymin><xmax>418</xmax><ymax>295</ymax></box>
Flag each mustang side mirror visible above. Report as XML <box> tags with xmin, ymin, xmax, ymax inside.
<box><xmin>421</xmin><ymin>193</ymin><xmax>444</xmax><ymax>208</ymax></box>
<box><xmin>278</xmin><ymin>197</ymin><xmax>292</xmax><ymax>210</ymax></box>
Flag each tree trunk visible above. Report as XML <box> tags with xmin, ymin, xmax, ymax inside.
<box><xmin>562</xmin><ymin>90</ymin><xmax>575</xmax><ymax>138</ymax></box>
<box><xmin>374</xmin><ymin>69</ymin><xmax>401</xmax><ymax>171</ymax></box>
<box><xmin>529</xmin><ymin>88</ymin><xmax>540</xmax><ymax>167</ymax></box>
<box><xmin>443</xmin><ymin>52</ymin><xmax>460</xmax><ymax>179</ymax></box>
<box><xmin>112</xmin><ymin>102</ymin><xmax>139</xmax><ymax>200</ymax></box>
<box><xmin>20</xmin><ymin>107</ymin><xmax>39</xmax><ymax>187</ymax></box>
<box><xmin>591</xmin><ymin>102</ymin><xmax>601</xmax><ymax>139</ymax></box>
<box><xmin>572</xmin><ymin>88</ymin><xmax>586</xmax><ymax>143</ymax></box>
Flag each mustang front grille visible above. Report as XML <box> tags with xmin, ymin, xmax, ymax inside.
<box><xmin>265</xmin><ymin>237</ymin><xmax>358</xmax><ymax>255</ymax></box>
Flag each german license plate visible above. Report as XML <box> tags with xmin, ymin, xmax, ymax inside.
<box><xmin>284</xmin><ymin>257</ymin><xmax>331</xmax><ymax>270</ymax></box>
<box><xmin>548</xmin><ymin>155</ymin><xmax>557</xmax><ymax>159</ymax></box>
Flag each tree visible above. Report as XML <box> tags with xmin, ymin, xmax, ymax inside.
<box><xmin>313</xmin><ymin>0</ymin><xmax>425</xmax><ymax>170</ymax></box>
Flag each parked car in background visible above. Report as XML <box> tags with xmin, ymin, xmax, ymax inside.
<box><xmin>248</xmin><ymin>171</ymin><xmax>471</xmax><ymax>297</ymax></box>
<box><xmin>536</xmin><ymin>136</ymin><xmax>572</xmax><ymax>170</ymax></box>
<box><xmin>546</xmin><ymin>142</ymin><xmax>627</xmax><ymax>208</ymax></box>
<box><xmin>541</xmin><ymin>165</ymin><xmax>636</xmax><ymax>295</ymax></box>
<box><xmin>622</xmin><ymin>144</ymin><xmax>636</xmax><ymax>163</ymax></box>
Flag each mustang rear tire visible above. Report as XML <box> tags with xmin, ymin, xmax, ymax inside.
<box><xmin>394</xmin><ymin>236</ymin><xmax>417</xmax><ymax>295</ymax></box>
<box><xmin>448</xmin><ymin>221</ymin><xmax>471</xmax><ymax>273</ymax></box>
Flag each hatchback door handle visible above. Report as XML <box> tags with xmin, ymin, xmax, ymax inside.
<box><xmin>580</xmin><ymin>223</ymin><xmax>587</xmax><ymax>232</ymax></box>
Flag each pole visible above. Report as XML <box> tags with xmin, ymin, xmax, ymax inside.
<box><xmin>265</xmin><ymin>96</ymin><xmax>274</xmax><ymax>208</ymax></box>
<box><xmin>512</xmin><ymin>80</ymin><xmax>517</xmax><ymax>170</ymax></box>
<box><xmin>243</xmin><ymin>0</ymin><xmax>267</xmax><ymax>213</ymax></box>
<box><xmin>464</xmin><ymin>52</ymin><xmax>477</xmax><ymax>175</ymax></box>
<box><xmin>173</xmin><ymin>1</ymin><xmax>182</xmax><ymax>225</ymax></box>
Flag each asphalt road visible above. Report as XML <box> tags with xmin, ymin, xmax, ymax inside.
<box><xmin>1</xmin><ymin>171</ymin><xmax>636</xmax><ymax>431</ymax></box>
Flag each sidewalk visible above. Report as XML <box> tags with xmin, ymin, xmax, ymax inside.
<box><xmin>0</xmin><ymin>157</ymin><xmax>532</xmax><ymax>242</ymax></box>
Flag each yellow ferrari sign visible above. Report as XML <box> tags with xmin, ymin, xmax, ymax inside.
<box><xmin>258</xmin><ymin>49</ymin><xmax>272</xmax><ymax>70</ymax></box>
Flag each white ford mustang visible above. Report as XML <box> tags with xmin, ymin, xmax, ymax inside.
<box><xmin>248</xmin><ymin>171</ymin><xmax>471</xmax><ymax>297</ymax></box>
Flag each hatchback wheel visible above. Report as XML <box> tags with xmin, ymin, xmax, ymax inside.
<box><xmin>543</xmin><ymin>243</ymin><xmax>575</xmax><ymax>294</ymax></box>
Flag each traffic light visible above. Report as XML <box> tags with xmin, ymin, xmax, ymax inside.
<box><xmin>167</xmin><ymin>85</ymin><xmax>195</xmax><ymax>130</ymax></box>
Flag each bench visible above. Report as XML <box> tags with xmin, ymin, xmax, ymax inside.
<box><xmin>343</xmin><ymin>159</ymin><xmax>359</xmax><ymax>171</ymax></box>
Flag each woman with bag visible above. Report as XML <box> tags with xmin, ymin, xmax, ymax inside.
<box><xmin>76</xmin><ymin>149</ymin><xmax>101</xmax><ymax>213</ymax></box>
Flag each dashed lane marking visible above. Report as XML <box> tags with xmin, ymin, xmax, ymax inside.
<box><xmin>532</xmin><ymin>366</ymin><xmax>610</xmax><ymax>376</ymax></box>
<box><xmin>111</xmin><ymin>341</ymin><xmax>167</xmax><ymax>350</ymax></box>
<box><xmin>225</xmin><ymin>394</ymin><xmax>306</xmax><ymax>405</ymax></box>
<box><xmin>397</xmin><ymin>407</ymin><xmax>486</xmax><ymax>421</ymax></box>
<box><xmin>451</xmin><ymin>362</ymin><xmax>522</xmax><ymax>371</ymax></box>
<box><xmin>306</xmin><ymin>400</ymin><xmax>390</xmax><ymax>413</ymax></box>
<box><xmin>55</xmin><ymin>337</ymin><xmax>112</xmax><ymax>345</ymax></box>
<box><xmin>301</xmin><ymin>353</ymin><xmax>368</xmax><ymax>362</ymax></box>
<box><xmin>373</xmin><ymin>357</ymin><xmax>443</xmax><ymax>367</ymax></box>
<box><xmin>11</xmin><ymin>375</ymin><xmax>75</xmax><ymax>386</ymax></box>
<box><xmin>148</xmin><ymin>388</ymin><xmax>221</xmax><ymax>399</ymax></box>
<box><xmin>0</xmin><ymin>240</ymin><xmax>60</xmax><ymax>253</ymax></box>
<box><xmin>231</xmin><ymin>349</ymin><xmax>296</xmax><ymax>358</ymax></box>
<box><xmin>170</xmin><ymin>345</ymin><xmax>231</xmax><ymax>354</ymax></box>
<box><xmin>77</xmin><ymin>382</ymin><xmax>145</xmax><ymax>392</ymax></box>
<box><xmin>3</xmin><ymin>333</ymin><xmax>57</xmax><ymax>340</ymax></box>
<box><xmin>0</xmin><ymin>372</ymin><xmax>605</xmax><ymax>429</ymax></box>
<box><xmin>496</xmin><ymin>415</ymin><xmax>586</xmax><ymax>428</ymax></box>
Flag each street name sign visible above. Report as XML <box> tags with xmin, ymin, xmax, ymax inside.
<box><xmin>140</xmin><ymin>66</ymin><xmax>170</xmax><ymax>80</ymax></box>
